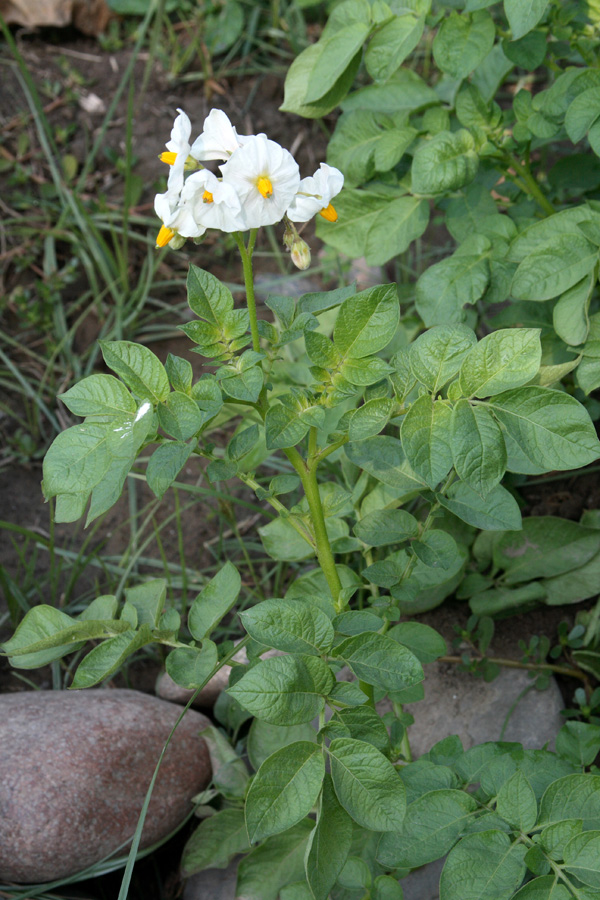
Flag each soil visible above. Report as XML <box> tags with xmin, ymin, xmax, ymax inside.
<box><xmin>1</xmin><ymin>21</ymin><xmax>600</xmax><ymax>900</ymax></box>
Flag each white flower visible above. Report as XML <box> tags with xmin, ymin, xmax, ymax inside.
<box><xmin>190</xmin><ymin>109</ymin><xmax>249</xmax><ymax>162</ymax></box>
<box><xmin>220</xmin><ymin>134</ymin><xmax>300</xmax><ymax>228</ymax></box>
<box><xmin>286</xmin><ymin>163</ymin><xmax>344</xmax><ymax>223</ymax></box>
<box><xmin>154</xmin><ymin>176</ymin><xmax>204</xmax><ymax>248</ymax></box>
<box><xmin>172</xmin><ymin>169</ymin><xmax>246</xmax><ymax>234</ymax></box>
<box><xmin>159</xmin><ymin>109</ymin><xmax>194</xmax><ymax>191</ymax></box>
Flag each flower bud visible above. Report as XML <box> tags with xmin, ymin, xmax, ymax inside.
<box><xmin>290</xmin><ymin>236</ymin><xmax>311</xmax><ymax>270</ymax></box>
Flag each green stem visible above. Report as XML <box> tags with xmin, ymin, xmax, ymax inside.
<box><xmin>502</xmin><ymin>147</ymin><xmax>556</xmax><ymax>217</ymax></box>
<box><xmin>234</xmin><ymin>230</ymin><xmax>261</xmax><ymax>354</ymax></box>
<box><xmin>440</xmin><ymin>655</ymin><xmax>588</xmax><ymax>682</ymax></box>
<box><xmin>287</xmin><ymin>449</ymin><xmax>343</xmax><ymax>610</ymax></box>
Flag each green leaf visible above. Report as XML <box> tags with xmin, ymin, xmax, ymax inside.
<box><xmin>43</xmin><ymin>423</ymin><xmax>110</xmax><ymax>498</ymax></box>
<box><xmin>538</xmin><ymin>774</ymin><xmax>600</xmax><ymax>829</ymax></box>
<box><xmin>227</xmin><ymin>655</ymin><xmax>334</xmax><ymax>725</ymax></box>
<box><xmin>165</xmin><ymin>641</ymin><xmax>218</xmax><ymax>689</ymax></box>
<box><xmin>181</xmin><ymin>809</ymin><xmax>250</xmax><ymax>875</ymax></box>
<box><xmin>493</xmin><ymin>516</ymin><xmax>600</xmax><ymax>584</ymax></box>
<box><xmin>512</xmin><ymin>234</ymin><xmax>598</xmax><ymax>302</ymax></box>
<box><xmin>437</xmin><ymin>482</ymin><xmax>522</xmax><ymax>531</ymax></box>
<box><xmin>124</xmin><ymin>579</ymin><xmax>165</xmax><ymax>627</ymax></box>
<box><xmin>336</xmin><ymin>706</ymin><xmax>391</xmax><ymax>754</ymax></box>
<box><xmin>146</xmin><ymin>442</ymin><xmax>193</xmax><ymax>500</ymax></box>
<box><xmin>333</xmin><ymin>284</ymin><xmax>399</xmax><ymax>359</ymax></box>
<box><xmin>265</xmin><ymin>403</ymin><xmax>310</xmax><ymax>451</ymax></box>
<box><xmin>415</xmin><ymin>236</ymin><xmax>490</xmax><ymax>326</ymax></box>
<box><xmin>305</xmin><ymin>774</ymin><xmax>353</xmax><ymax>900</ymax></box>
<box><xmin>187</xmin><ymin>264</ymin><xmax>233</xmax><ymax>323</ymax></box>
<box><xmin>365</xmin><ymin>12</ymin><xmax>424</xmax><ymax>82</ymax></box>
<box><xmin>354</xmin><ymin>508</ymin><xmax>419</xmax><ymax>547</ymax></box>
<box><xmin>387</xmin><ymin>621</ymin><xmax>447</xmax><ymax>664</ymax></box>
<box><xmin>489</xmin><ymin>387</ymin><xmax>600</xmax><ymax>471</ymax></box>
<box><xmin>280</xmin><ymin>40</ymin><xmax>362</xmax><ymax>119</ymax></box>
<box><xmin>556</xmin><ymin>722</ymin><xmax>600</xmax><ymax>768</ymax></box>
<box><xmin>553</xmin><ymin>272</ymin><xmax>594</xmax><ymax>346</ymax></box>
<box><xmin>510</xmin><ymin>876</ymin><xmax>571</xmax><ymax>900</ymax></box>
<box><xmin>191</xmin><ymin>375</ymin><xmax>223</xmax><ymax>424</ymax></box>
<box><xmin>458</xmin><ymin>328</ymin><xmax>541</xmax><ymax>398</ymax></box>
<box><xmin>411</xmin><ymin>129</ymin><xmax>479</xmax><ymax>195</ymax></box>
<box><xmin>346</xmin><ymin>435</ymin><xmax>426</xmax><ymax>492</ymax></box>
<box><xmin>158</xmin><ymin>391</ymin><xmax>203</xmax><ymax>441</ymax></box>
<box><xmin>410</xmin><ymin>325</ymin><xmax>476</xmax><ymax>392</ymax></box>
<box><xmin>315</xmin><ymin>189</ymin><xmax>429</xmax><ymax>265</ymax></box>
<box><xmin>259</xmin><ymin>517</ymin><xmax>314</xmax><ymax>562</ymax></box>
<box><xmin>165</xmin><ymin>353</ymin><xmax>193</xmax><ymax>394</ymax></box>
<box><xmin>378</xmin><ymin>789</ymin><xmax>478</xmax><ymax>867</ymax></box>
<box><xmin>235</xmin><ymin>820</ymin><xmax>313</xmax><ymax>900</ymax></box>
<box><xmin>539</xmin><ymin>820</ymin><xmax>584</xmax><ymax>861</ymax></box>
<box><xmin>496</xmin><ymin>771</ymin><xmax>537</xmax><ymax>831</ymax></box>
<box><xmin>59</xmin><ymin>374</ymin><xmax>136</xmax><ymax>417</ymax></box>
<box><xmin>433</xmin><ymin>10</ymin><xmax>495</xmax><ymax>79</ymax></box>
<box><xmin>1</xmin><ymin>606</ymin><xmax>125</xmax><ymax>669</ymax></box>
<box><xmin>412</xmin><ymin>529</ymin><xmax>459</xmax><ymax>570</ymax></box>
<box><xmin>246</xmin><ymin>741</ymin><xmax>325</xmax><ymax>843</ymax></box>
<box><xmin>305</xmin><ymin>22</ymin><xmax>371</xmax><ymax>104</ymax></box>
<box><xmin>340</xmin><ymin>355</ymin><xmax>393</xmax><ymax>386</ymax></box>
<box><xmin>452</xmin><ymin>401</ymin><xmax>507</xmax><ymax>497</ymax></box>
<box><xmin>333</xmin><ymin>631</ymin><xmax>424</xmax><ymax>692</ymax></box>
<box><xmin>508</xmin><ymin>207</ymin><xmax>600</xmax><ymax>263</ymax></box>
<box><xmin>329</xmin><ymin>737</ymin><xmax>406</xmax><ymax>831</ymax></box>
<box><xmin>328</xmin><ymin>110</ymin><xmax>416</xmax><ymax>186</ymax></box>
<box><xmin>401</xmin><ymin>395</ymin><xmax>453</xmax><ymax>489</ymax></box>
<box><xmin>503</xmin><ymin>30</ymin><xmax>547</xmax><ymax>70</ymax></box>
<box><xmin>349</xmin><ymin>397</ymin><xmax>393</xmax><ymax>441</ymax></box>
<box><xmin>70</xmin><ymin>627</ymin><xmax>151</xmax><ymax>689</ymax></box>
<box><xmin>565</xmin><ymin>87</ymin><xmax>600</xmax><ymax>144</ymax></box>
<box><xmin>440</xmin><ymin>830</ymin><xmax>527</xmax><ymax>900</ymax></box>
<box><xmin>505</xmin><ymin>0</ymin><xmax>549</xmax><ymax>39</ymax></box>
<box><xmin>220</xmin><ymin>365</ymin><xmax>263</xmax><ymax>403</ymax></box>
<box><xmin>247</xmin><ymin>720</ymin><xmax>317</xmax><ymax>771</ymax></box>
<box><xmin>365</xmin><ymin>196</ymin><xmax>430</xmax><ymax>267</ymax></box>
<box><xmin>206</xmin><ymin>459</ymin><xmax>237</xmax><ymax>483</ymax></box>
<box><xmin>564</xmin><ymin>831</ymin><xmax>600</xmax><ymax>888</ymax></box>
<box><xmin>342</xmin><ymin>67</ymin><xmax>438</xmax><ymax>114</ymax></box>
<box><xmin>188</xmin><ymin>562</ymin><xmax>241</xmax><ymax>640</ymax></box>
<box><xmin>99</xmin><ymin>340</ymin><xmax>169</xmax><ymax>403</ymax></box>
<box><xmin>372</xmin><ymin>875</ymin><xmax>404</xmax><ymax>900</ymax></box>
<box><xmin>241</xmin><ymin>599</ymin><xmax>334</xmax><ymax>655</ymax></box>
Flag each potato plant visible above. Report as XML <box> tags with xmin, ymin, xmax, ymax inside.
<box><xmin>4</xmin><ymin>25</ymin><xmax>600</xmax><ymax>896</ymax></box>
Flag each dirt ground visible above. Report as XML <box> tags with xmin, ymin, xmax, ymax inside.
<box><xmin>2</xmin><ymin>24</ymin><xmax>600</xmax><ymax>900</ymax></box>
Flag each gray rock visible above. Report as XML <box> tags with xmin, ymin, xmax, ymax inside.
<box><xmin>0</xmin><ymin>689</ymin><xmax>212</xmax><ymax>884</ymax></box>
<box><xmin>184</xmin><ymin>861</ymin><xmax>238</xmax><ymax>900</ymax></box>
<box><xmin>389</xmin><ymin>661</ymin><xmax>564</xmax><ymax>758</ymax></box>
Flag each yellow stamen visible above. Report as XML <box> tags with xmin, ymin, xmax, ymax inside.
<box><xmin>156</xmin><ymin>225</ymin><xmax>175</xmax><ymax>248</ymax></box>
<box><xmin>319</xmin><ymin>202</ymin><xmax>338</xmax><ymax>223</ymax></box>
<box><xmin>202</xmin><ymin>190</ymin><xmax>214</xmax><ymax>204</ymax></box>
<box><xmin>257</xmin><ymin>175</ymin><xmax>273</xmax><ymax>199</ymax></box>
<box><xmin>159</xmin><ymin>151</ymin><xmax>177</xmax><ymax>165</ymax></box>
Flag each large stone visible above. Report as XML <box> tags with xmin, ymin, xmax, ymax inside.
<box><xmin>395</xmin><ymin>661</ymin><xmax>564</xmax><ymax>757</ymax></box>
<box><xmin>0</xmin><ymin>689</ymin><xmax>212</xmax><ymax>884</ymax></box>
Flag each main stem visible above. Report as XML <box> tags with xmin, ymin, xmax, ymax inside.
<box><xmin>502</xmin><ymin>147</ymin><xmax>556</xmax><ymax>217</ymax></box>
<box><xmin>237</xmin><ymin>238</ymin><xmax>343</xmax><ymax>608</ymax></box>
<box><xmin>235</xmin><ymin>230</ymin><xmax>261</xmax><ymax>353</ymax></box>
<box><xmin>301</xmin><ymin>445</ymin><xmax>344</xmax><ymax>610</ymax></box>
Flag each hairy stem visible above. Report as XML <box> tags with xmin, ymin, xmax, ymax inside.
<box><xmin>234</xmin><ymin>230</ymin><xmax>261</xmax><ymax>354</ymax></box>
<box><xmin>440</xmin><ymin>655</ymin><xmax>588</xmax><ymax>682</ymax></box>
<box><xmin>502</xmin><ymin>147</ymin><xmax>556</xmax><ymax>217</ymax></box>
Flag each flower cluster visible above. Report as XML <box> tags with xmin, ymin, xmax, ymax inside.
<box><xmin>154</xmin><ymin>109</ymin><xmax>344</xmax><ymax>267</ymax></box>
